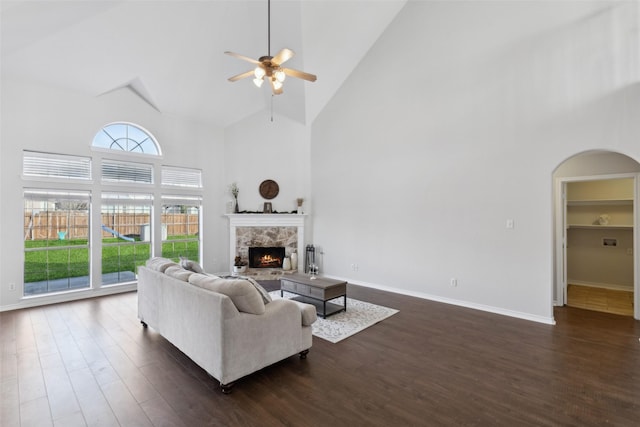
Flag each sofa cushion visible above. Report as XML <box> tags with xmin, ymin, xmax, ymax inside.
<box><xmin>188</xmin><ymin>274</ymin><xmax>265</xmax><ymax>315</ymax></box>
<box><xmin>179</xmin><ymin>257</ymin><xmax>204</xmax><ymax>274</ymax></box>
<box><xmin>165</xmin><ymin>265</ymin><xmax>194</xmax><ymax>282</ymax></box>
<box><xmin>246</xmin><ymin>277</ymin><xmax>272</xmax><ymax>304</ymax></box>
<box><xmin>146</xmin><ymin>257</ymin><xmax>179</xmax><ymax>273</ymax></box>
<box><xmin>221</xmin><ymin>276</ymin><xmax>272</xmax><ymax>304</ymax></box>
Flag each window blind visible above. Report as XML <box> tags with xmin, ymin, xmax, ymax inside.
<box><xmin>162</xmin><ymin>194</ymin><xmax>203</xmax><ymax>207</ymax></box>
<box><xmin>23</xmin><ymin>151</ymin><xmax>91</xmax><ymax>181</ymax></box>
<box><xmin>102</xmin><ymin>159</ymin><xmax>153</xmax><ymax>184</ymax></box>
<box><xmin>161</xmin><ymin>166</ymin><xmax>202</xmax><ymax>188</ymax></box>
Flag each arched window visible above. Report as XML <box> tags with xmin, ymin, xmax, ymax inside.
<box><xmin>92</xmin><ymin>123</ymin><xmax>161</xmax><ymax>155</ymax></box>
<box><xmin>22</xmin><ymin>122</ymin><xmax>203</xmax><ymax>298</ymax></box>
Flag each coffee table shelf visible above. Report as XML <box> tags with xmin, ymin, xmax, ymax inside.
<box><xmin>280</xmin><ymin>274</ymin><xmax>347</xmax><ymax>319</ymax></box>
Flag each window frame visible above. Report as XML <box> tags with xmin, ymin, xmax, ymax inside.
<box><xmin>23</xmin><ymin>189</ymin><xmax>91</xmax><ymax>297</ymax></box>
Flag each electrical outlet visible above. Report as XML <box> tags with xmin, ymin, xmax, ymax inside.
<box><xmin>9</xmin><ymin>282</ymin><xmax>16</xmax><ymax>291</ymax></box>
<box><xmin>450</xmin><ymin>278</ymin><xmax>457</xmax><ymax>287</ymax></box>
<box><xmin>350</xmin><ymin>263</ymin><xmax>359</xmax><ymax>271</ymax></box>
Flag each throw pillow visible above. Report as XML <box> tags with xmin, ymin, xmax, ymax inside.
<box><xmin>179</xmin><ymin>256</ymin><xmax>204</xmax><ymax>274</ymax></box>
<box><xmin>188</xmin><ymin>274</ymin><xmax>265</xmax><ymax>315</ymax></box>
<box><xmin>146</xmin><ymin>257</ymin><xmax>179</xmax><ymax>272</ymax></box>
<box><xmin>223</xmin><ymin>276</ymin><xmax>272</xmax><ymax>304</ymax></box>
<box><xmin>165</xmin><ymin>265</ymin><xmax>194</xmax><ymax>282</ymax></box>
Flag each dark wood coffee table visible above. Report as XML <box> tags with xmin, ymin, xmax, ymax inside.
<box><xmin>280</xmin><ymin>274</ymin><xmax>347</xmax><ymax>318</ymax></box>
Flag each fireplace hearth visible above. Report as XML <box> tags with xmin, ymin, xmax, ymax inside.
<box><xmin>249</xmin><ymin>247</ymin><xmax>286</xmax><ymax>268</ymax></box>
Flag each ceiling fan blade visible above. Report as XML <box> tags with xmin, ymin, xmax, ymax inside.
<box><xmin>228</xmin><ymin>70</ymin><xmax>254</xmax><ymax>82</ymax></box>
<box><xmin>272</xmin><ymin>48</ymin><xmax>295</xmax><ymax>66</ymax></box>
<box><xmin>224</xmin><ymin>51</ymin><xmax>260</xmax><ymax>65</ymax></box>
<box><xmin>283</xmin><ymin>68</ymin><xmax>317</xmax><ymax>82</ymax></box>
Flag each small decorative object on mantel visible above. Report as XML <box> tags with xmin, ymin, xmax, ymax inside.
<box><xmin>290</xmin><ymin>251</ymin><xmax>298</xmax><ymax>270</ymax></box>
<box><xmin>282</xmin><ymin>256</ymin><xmax>291</xmax><ymax>271</ymax></box>
<box><xmin>296</xmin><ymin>198</ymin><xmax>304</xmax><ymax>214</ymax></box>
<box><xmin>263</xmin><ymin>202</ymin><xmax>272</xmax><ymax>213</ymax></box>
<box><xmin>229</xmin><ymin>182</ymin><xmax>240</xmax><ymax>213</ymax></box>
<box><xmin>233</xmin><ymin>255</ymin><xmax>247</xmax><ymax>275</ymax></box>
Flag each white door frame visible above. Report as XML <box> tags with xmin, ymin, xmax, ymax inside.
<box><xmin>554</xmin><ymin>172</ymin><xmax>639</xmax><ymax>320</ymax></box>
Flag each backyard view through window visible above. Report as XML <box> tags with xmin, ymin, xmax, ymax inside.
<box><xmin>161</xmin><ymin>196</ymin><xmax>201</xmax><ymax>262</ymax></box>
<box><xmin>24</xmin><ymin>190</ymin><xmax>90</xmax><ymax>296</ymax></box>
<box><xmin>21</xmin><ymin>124</ymin><xmax>203</xmax><ymax>297</ymax></box>
<box><xmin>101</xmin><ymin>193</ymin><xmax>152</xmax><ymax>285</ymax></box>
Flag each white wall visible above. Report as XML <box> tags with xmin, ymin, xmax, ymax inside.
<box><xmin>0</xmin><ymin>77</ymin><xmax>226</xmax><ymax>310</ymax></box>
<box><xmin>311</xmin><ymin>1</ymin><xmax>640</xmax><ymax>323</ymax></box>
<box><xmin>224</xmin><ymin>111</ymin><xmax>310</xmax><ymax>214</ymax></box>
<box><xmin>223</xmin><ymin>111</ymin><xmax>312</xmax><ymax>266</ymax></box>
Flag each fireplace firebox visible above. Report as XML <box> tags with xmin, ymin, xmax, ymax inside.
<box><xmin>249</xmin><ymin>247</ymin><xmax>286</xmax><ymax>268</ymax></box>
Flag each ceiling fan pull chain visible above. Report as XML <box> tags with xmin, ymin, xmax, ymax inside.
<box><xmin>270</xmin><ymin>95</ymin><xmax>274</xmax><ymax>122</ymax></box>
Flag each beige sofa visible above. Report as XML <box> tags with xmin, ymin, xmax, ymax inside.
<box><xmin>137</xmin><ymin>257</ymin><xmax>316</xmax><ymax>393</ymax></box>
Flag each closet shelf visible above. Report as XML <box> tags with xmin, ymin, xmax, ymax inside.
<box><xmin>567</xmin><ymin>199</ymin><xmax>633</xmax><ymax>206</ymax></box>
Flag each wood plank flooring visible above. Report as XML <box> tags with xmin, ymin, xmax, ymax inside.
<box><xmin>1</xmin><ymin>284</ymin><xmax>639</xmax><ymax>426</ymax></box>
<box><xmin>567</xmin><ymin>284</ymin><xmax>634</xmax><ymax>316</ymax></box>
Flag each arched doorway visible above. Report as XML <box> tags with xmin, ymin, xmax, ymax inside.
<box><xmin>553</xmin><ymin>150</ymin><xmax>640</xmax><ymax>319</ymax></box>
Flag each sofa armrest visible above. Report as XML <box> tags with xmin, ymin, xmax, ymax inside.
<box><xmin>288</xmin><ymin>300</ymin><xmax>317</xmax><ymax>326</ymax></box>
<box><xmin>220</xmin><ymin>299</ymin><xmax>312</xmax><ymax>383</ymax></box>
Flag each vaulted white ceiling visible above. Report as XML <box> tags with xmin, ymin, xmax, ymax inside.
<box><xmin>1</xmin><ymin>0</ymin><xmax>407</xmax><ymax>127</ymax></box>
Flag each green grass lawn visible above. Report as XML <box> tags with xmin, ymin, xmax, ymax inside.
<box><xmin>24</xmin><ymin>236</ymin><xmax>199</xmax><ymax>283</ymax></box>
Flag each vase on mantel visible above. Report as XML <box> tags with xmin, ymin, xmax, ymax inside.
<box><xmin>290</xmin><ymin>252</ymin><xmax>298</xmax><ymax>270</ymax></box>
<box><xmin>234</xmin><ymin>197</ymin><xmax>239</xmax><ymax>213</ymax></box>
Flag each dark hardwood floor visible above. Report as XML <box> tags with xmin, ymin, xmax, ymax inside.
<box><xmin>1</xmin><ymin>283</ymin><xmax>639</xmax><ymax>426</ymax></box>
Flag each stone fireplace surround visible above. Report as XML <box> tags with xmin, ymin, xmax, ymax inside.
<box><xmin>227</xmin><ymin>214</ymin><xmax>305</xmax><ymax>278</ymax></box>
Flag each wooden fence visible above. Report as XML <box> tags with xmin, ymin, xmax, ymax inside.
<box><xmin>24</xmin><ymin>212</ymin><xmax>198</xmax><ymax>240</ymax></box>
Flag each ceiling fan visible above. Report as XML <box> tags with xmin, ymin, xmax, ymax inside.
<box><xmin>225</xmin><ymin>0</ymin><xmax>317</xmax><ymax>95</ymax></box>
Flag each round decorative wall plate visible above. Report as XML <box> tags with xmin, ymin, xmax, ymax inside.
<box><xmin>259</xmin><ymin>179</ymin><xmax>279</xmax><ymax>199</ymax></box>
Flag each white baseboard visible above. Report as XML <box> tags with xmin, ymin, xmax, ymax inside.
<box><xmin>324</xmin><ymin>275</ymin><xmax>556</xmax><ymax>325</ymax></box>
<box><xmin>0</xmin><ymin>283</ymin><xmax>137</xmax><ymax>312</ymax></box>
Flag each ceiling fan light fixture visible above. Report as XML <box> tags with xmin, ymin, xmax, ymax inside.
<box><xmin>274</xmin><ymin>69</ymin><xmax>286</xmax><ymax>83</ymax></box>
<box><xmin>225</xmin><ymin>0</ymin><xmax>316</xmax><ymax>96</ymax></box>
<box><xmin>254</xmin><ymin>66</ymin><xmax>266</xmax><ymax>79</ymax></box>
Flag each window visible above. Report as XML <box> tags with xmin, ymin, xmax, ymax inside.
<box><xmin>161</xmin><ymin>195</ymin><xmax>202</xmax><ymax>262</ymax></box>
<box><xmin>92</xmin><ymin>123</ymin><xmax>160</xmax><ymax>155</ymax></box>
<box><xmin>162</xmin><ymin>166</ymin><xmax>202</xmax><ymax>188</ymax></box>
<box><xmin>20</xmin><ymin>122</ymin><xmax>204</xmax><ymax>299</ymax></box>
<box><xmin>23</xmin><ymin>190</ymin><xmax>90</xmax><ymax>296</ymax></box>
<box><xmin>23</xmin><ymin>151</ymin><xmax>91</xmax><ymax>181</ymax></box>
<box><xmin>102</xmin><ymin>159</ymin><xmax>153</xmax><ymax>184</ymax></box>
<box><xmin>101</xmin><ymin>193</ymin><xmax>152</xmax><ymax>285</ymax></box>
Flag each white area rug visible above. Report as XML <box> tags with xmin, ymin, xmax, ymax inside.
<box><xmin>270</xmin><ymin>291</ymin><xmax>399</xmax><ymax>343</ymax></box>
